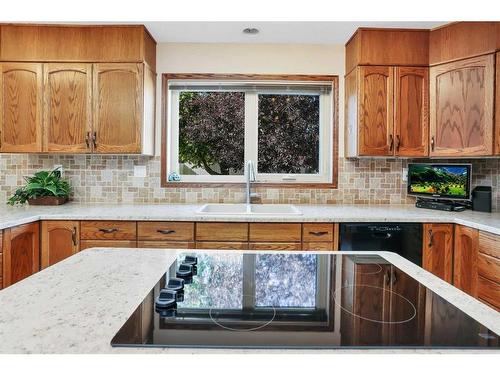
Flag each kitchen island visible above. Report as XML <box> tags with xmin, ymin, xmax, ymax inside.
<box><xmin>0</xmin><ymin>248</ymin><xmax>498</xmax><ymax>353</ymax></box>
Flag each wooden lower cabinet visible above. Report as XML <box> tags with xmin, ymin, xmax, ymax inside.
<box><xmin>249</xmin><ymin>243</ymin><xmax>302</xmax><ymax>251</ymax></box>
<box><xmin>80</xmin><ymin>240</ymin><xmax>137</xmax><ymax>250</ymax></box>
<box><xmin>41</xmin><ymin>221</ymin><xmax>79</xmax><ymax>269</ymax></box>
<box><xmin>138</xmin><ymin>241</ymin><xmax>195</xmax><ymax>249</ymax></box>
<box><xmin>477</xmin><ymin>231</ymin><xmax>500</xmax><ymax>310</ymax></box>
<box><xmin>422</xmin><ymin>223</ymin><xmax>454</xmax><ymax>282</ymax></box>
<box><xmin>196</xmin><ymin>242</ymin><xmax>249</xmax><ymax>250</ymax></box>
<box><xmin>453</xmin><ymin>225</ymin><xmax>479</xmax><ymax>297</ymax></box>
<box><xmin>302</xmin><ymin>242</ymin><xmax>336</xmax><ymax>251</ymax></box>
<box><xmin>2</xmin><ymin>222</ymin><xmax>40</xmax><ymax>288</ymax></box>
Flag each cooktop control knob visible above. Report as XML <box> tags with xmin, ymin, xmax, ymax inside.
<box><xmin>183</xmin><ymin>255</ymin><xmax>198</xmax><ymax>266</ymax></box>
<box><xmin>154</xmin><ymin>296</ymin><xmax>176</xmax><ymax>310</ymax></box>
<box><xmin>176</xmin><ymin>263</ymin><xmax>193</xmax><ymax>278</ymax></box>
<box><xmin>167</xmin><ymin>278</ymin><xmax>184</xmax><ymax>291</ymax></box>
<box><xmin>159</xmin><ymin>289</ymin><xmax>177</xmax><ymax>301</ymax></box>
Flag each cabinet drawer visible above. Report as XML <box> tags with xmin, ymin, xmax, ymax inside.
<box><xmin>196</xmin><ymin>242</ymin><xmax>249</xmax><ymax>250</ymax></box>
<box><xmin>137</xmin><ymin>241</ymin><xmax>195</xmax><ymax>249</ymax></box>
<box><xmin>80</xmin><ymin>240</ymin><xmax>137</xmax><ymax>250</ymax></box>
<box><xmin>138</xmin><ymin>222</ymin><xmax>194</xmax><ymax>241</ymax></box>
<box><xmin>479</xmin><ymin>231</ymin><xmax>500</xmax><ymax>259</ymax></box>
<box><xmin>477</xmin><ymin>276</ymin><xmax>500</xmax><ymax>311</ymax></box>
<box><xmin>196</xmin><ymin>223</ymin><xmax>248</xmax><ymax>242</ymax></box>
<box><xmin>478</xmin><ymin>253</ymin><xmax>500</xmax><ymax>284</ymax></box>
<box><xmin>302</xmin><ymin>223</ymin><xmax>334</xmax><ymax>242</ymax></box>
<box><xmin>249</xmin><ymin>242</ymin><xmax>302</xmax><ymax>251</ymax></box>
<box><xmin>81</xmin><ymin>221</ymin><xmax>136</xmax><ymax>240</ymax></box>
<box><xmin>302</xmin><ymin>242</ymin><xmax>335</xmax><ymax>251</ymax></box>
<box><xmin>249</xmin><ymin>223</ymin><xmax>301</xmax><ymax>242</ymax></box>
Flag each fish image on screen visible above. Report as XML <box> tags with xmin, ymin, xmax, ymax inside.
<box><xmin>407</xmin><ymin>164</ymin><xmax>471</xmax><ymax>200</ymax></box>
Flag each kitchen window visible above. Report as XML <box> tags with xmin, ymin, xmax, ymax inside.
<box><xmin>162</xmin><ymin>74</ymin><xmax>338</xmax><ymax>187</ymax></box>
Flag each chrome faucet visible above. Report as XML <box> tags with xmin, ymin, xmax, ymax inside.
<box><xmin>246</xmin><ymin>160</ymin><xmax>256</xmax><ymax>205</ymax></box>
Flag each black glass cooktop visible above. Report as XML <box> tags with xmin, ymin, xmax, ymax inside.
<box><xmin>111</xmin><ymin>253</ymin><xmax>500</xmax><ymax>349</ymax></box>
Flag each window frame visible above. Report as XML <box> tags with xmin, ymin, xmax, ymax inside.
<box><xmin>161</xmin><ymin>73</ymin><xmax>339</xmax><ymax>188</ymax></box>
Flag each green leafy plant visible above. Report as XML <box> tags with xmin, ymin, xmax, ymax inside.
<box><xmin>7</xmin><ymin>169</ymin><xmax>71</xmax><ymax>205</ymax></box>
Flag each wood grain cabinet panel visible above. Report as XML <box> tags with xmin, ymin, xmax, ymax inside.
<box><xmin>302</xmin><ymin>223</ymin><xmax>334</xmax><ymax>242</ymax></box>
<box><xmin>453</xmin><ymin>225</ymin><xmax>479</xmax><ymax>297</ymax></box>
<box><xmin>249</xmin><ymin>243</ymin><xmax>303</xmax><ymax>251</ymax></box>
<box><xmin>422</xmin><ymin>223</ymin><xmax>454</xmax><ymax>283</ymax></box>
<box><xmin>2</xmin><ymin>222</ymin><xmax>40</xmax><ymax>288</ymax></box>
<box><xmin>196</xmin><ymin>223</ymin><xmax>248</xmax><ymax>242</ymax></box>
<box><xmin>0</xmin><ymin>63</ymin><xmax>43</xmax><ymax>152</ymax></box>
<box><xmin>43</xmin><ymin>63</ymin><xmax>92</xmax><ymax>153</ymax></box>
<box><xmin>430</xmin><ymin>54</ymin><xmax>494</xmax><ymax>157</ymax></box>
<box><xmin>41</xmin><ymin>221</ymin><xmax>79</xmax><ymax>269</ymax></box>
<box><xmin>394</xmin><ymin>67</ymin><xmax>429</xmax><ymax>156</ymax></box>
<box><xmin>249</xmin><ymin>223</ymin><xmax>302</xmax><ymax>242</ymax></box>
<box><xmin>138</xmin><ymin>222</ymin><xmax>194</xmax><ymax>241</ymax></box>
<box><xmin>302</xmin><ymin>242</ymin><xmax>335</xmax><ymax>251</ymax></box>
<box><xmin>478</xmin><ymin>230</ymin><xmax>500</xmax><ymax>259</ymax></box>
<box><xmin>196</xmin><ymin>242</ymin><xmax>249</xmax><ymax>250</ymax></box>
<box><xmin>477</xmin><ymin>253</ymin><xmax>500</xmax><ymax>284</ymax></box>
<box><xmin>358</xmin><ymin>66</ymin><xmax>394</xmax><ymax>156</ymax></box>
<box><xmin>80</xmin><ymin>221</ymin><xmax>137</xmax><ymax>240</ymax></box>
<box><xmin>138</xmin><ymin>241</ymin><xmax>195</xmax><ymax>249</ymax></box>
<box><xmin>477</xmin><ymin>276</ymin><xmax>500</xmax><ymax>311</ymax></box>
<box><xmin>93</xmin><ymin>63</ymin><xmax>143</xmax><ymax>153</ymax></box>
<box><xmin>80</xmin><ymin>240</ymin><xmax>137</xmax><ymax>250</ymax></box>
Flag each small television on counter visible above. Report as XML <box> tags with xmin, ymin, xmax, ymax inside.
<box><xmin>407</xmin><ymin>163</ymin><xmax>472</xmax><ymax>201</ymax></box>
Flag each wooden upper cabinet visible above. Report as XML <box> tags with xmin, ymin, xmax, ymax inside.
<box><xmin>429</xmin><ymin>54</ymin><xmax>494</xmax><ymax>157</ymax></box>
<box><xmin>93</xmin><ymin>63</ymin><xmax>143</xmax><ymax>153</ymax></box>
<box><xmin>358</xmin><ymin>66</ymin><xmax>394</xmax><ymax>156</ymax></box>
<box><xmin>422</xmin><ymin>223</ymin><xmax>453</xmax><ymax>283</ymax></box>
<box><xmin>0</xmin><ymin>63</ymin><xmax>43</xmax><ymax>152</ymax></box>
<box><xmin>41</xmin><ymin>221</ymin><xmax>79</xmax><ymax>269</ymax></box>
<box><xmin>394</xmin><ymin>67</ymin><xmax>429</xmax><ymax>156</ymax></box>
<box><xmin>495</xmin><ymin>52</ymin><xmax>500</xmax><ymax>155</ymax></box>
<box><xmin>43</xmin><ymin>64</ymin><xmax>92</xmax><ymax>153</ymax></box>
<box><xmin>2</xmin><ymin>222</ymin><xmax>40</xmax><ymax>288</ymax></box>
<box><xmin>453</xmin><ymin>225</ymin><xmax>479</xmax><ymax>297</ymax></box>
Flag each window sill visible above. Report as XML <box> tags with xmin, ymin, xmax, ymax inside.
<box><xmin>161</xmin><ymin>181</ymin><xmax>338</xmax><ymax>189</ymax></box>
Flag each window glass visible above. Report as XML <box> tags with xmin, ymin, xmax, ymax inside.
<box><xmin>178</xmin><ymin>91</ymin><xmax>245</xmax><ymax>176</ymax></box>
<box><xmin>257</xmin><ymin>94</ymin><xmax>320</xmax><ymax>174</ymax></box>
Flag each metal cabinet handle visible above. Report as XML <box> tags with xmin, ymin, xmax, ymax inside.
<box><xmin>157</xmin><ymin>229</ymin><xmax>176</xmax><ymax>235</ymax></box>
<box><xmin>92</xmin><ymin>132</ymin><xmax>97</xmax><ymax>148</ymax></box>
<box><xmin>396</xmin><ymin>135</ymin><xmax>400</xmax><ymax>152</ymax></box>
<box><xmin>389</xmin><ymin>134</ymin><xmax>394</xmax><ymax>151</ymax></box>
<box><xmin>72</xmin><ymin>226</ymin><xmax>77</xmax><ymax>246</ymax></box>
<box><xmin>85</xmin><ymin>132</ymin><xmax>91</xmax><ymax>148</ymax></box>
<box><xmin>430</xmin><ymin>136</ymin><xmax>435</xmax><ymax>151</ymax></box>
<box><xmin>385</xmin><ymin>269</ymin><xmax>391</xmax><ymax>286</ymax></box>
<box><xmin>309</xmin><ymin>231</ymin><xmax>328</xmax><ymax>237</ymax></box>
<box><xmin>428</xmin><ymin>229</ymin><xmax>433</xmax><ymax>248</ymax></box>
<box><xmin>99</xmin><ymin>228</ymin><xmax>118</xmax><ymax>234</ymax></box>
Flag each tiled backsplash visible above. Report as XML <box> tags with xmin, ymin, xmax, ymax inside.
<box><xmin>1</xmin><ymin>154</ymin><xmax>499</xmax><ymax>210</ymax></box>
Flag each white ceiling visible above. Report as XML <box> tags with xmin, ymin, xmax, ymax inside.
<box><xmin>144</xmin><ymin>21</ymin><xmax>446</xmax><ymax>45</ymax></box>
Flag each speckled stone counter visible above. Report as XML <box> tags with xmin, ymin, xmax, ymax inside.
<box><xmin>0</xmin><ymin>248</ymin><xmax>498</xmax><ymax>354</ymax></box>
<box><xmin>1</xmin><ymin>203</ymin><xmax>500</xmax><ymax>235</ymax></box>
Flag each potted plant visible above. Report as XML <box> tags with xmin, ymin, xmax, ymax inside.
<box><xmin>7</xmin><ymin>169</ymin><xmax>72</xmax><ymax>206</ymax></box>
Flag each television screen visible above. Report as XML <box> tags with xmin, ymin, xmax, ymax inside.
<box><xmin>407</xmin><ymin>164</ymin><xmax>471</xmax><ymax>200</ymax></box>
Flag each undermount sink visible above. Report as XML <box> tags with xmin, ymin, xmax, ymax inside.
<box><xmin>196</xmin><ymin>204</ymin><xmax>302</xmax><ymax>216</ymax></box>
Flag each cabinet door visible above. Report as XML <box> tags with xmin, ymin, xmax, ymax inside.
<box><xmin>422</xmin><ymin>223</ymin><xmax>454</xmax><ymax>283</ymax></box>
<box><xmin>495</xmin><ymin>52</ymin><xmax>500</xmax><ymax>155</ymax></box>
<box><xmin>394</xmin><ymin>67</ymin><xmax>429</xmax><ymax>156</ymax></box>
<box><xmin>358</xmin><ymin>66</ymin><xmax>394</xmax><ymax>156</ymax></box>
<box><xmin>93</xmin><ymin>63</ymin><xmax>143</xmax><ymax>153</ymax></box>
<box><xmin>430</xmin><ymin>54</ymin><xmax>494</xmax><ymax>156</ymax></box>
<box><xmin>0</xmin><ymin>63</ymin><xmax>43</xmax><ymax>152</ymax></box>
<box><xmin>453</xmin><ymin>225</ymin><xmax>479</xmax><ymax>296</ymax></box>
<box><xmin>2</xmin><ymin>222</ymin><xmax>40</xmax><ymax>287</ymax></box>
<box><xmin>41</xmin><ymin>221</ymin><xmax>79</xmax><ymax>269</ymax></box>
<box><xmin>43</xmin><ymin>63</ymin><xmax>92</xmax><ymax>153</ymax></box>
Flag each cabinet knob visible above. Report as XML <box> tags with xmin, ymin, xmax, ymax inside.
<box><xmin>389</xmin><ymin>134</ymin><xmax>394</xmax><ymax>151</ymax></box>
<box><xmin>395</xmin><ymin>135</ymin><xmax>400</xmax><ymax>152</ymax></box>
<box><xmin>85</xmin><ymin>132</ymin><xmax>91</xmax><ymax>148</ymax></box>
<box><xmin>431</xmin><ymin>136</ymin><xmax>435</xmax><ymax>151</ymax></box>
<box><xmin>92</xmin><ymin>132</ymin><xmax>97</xmax><ymax>148</ymax></box>
<box><xmin>72</xmin><ymin>226</ymin><xmax>77</xmax><ymax>246</ymax></box>
<box><xmin>428</xmin><ymin>229</ymin><xmax>433</xmax><ymax>248</ymax></box>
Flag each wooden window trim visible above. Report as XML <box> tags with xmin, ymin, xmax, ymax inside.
<box><xmin>160</xmin><ymin>73</ymin><xmax>339</xmax><ymax>189</ymax></box>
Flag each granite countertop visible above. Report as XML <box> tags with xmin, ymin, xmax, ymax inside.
<box><xmin>1</xmin><ymin>203</ymin><xmax>500</xmax><ymax>235</ymax></box>
<box><xmin>0</xmin><ymin>248</ymin><xmax>498</xmax><ymax>354</ymax></box>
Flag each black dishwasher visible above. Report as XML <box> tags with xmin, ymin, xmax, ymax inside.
<box><xmin>339</xmin><ymin>223</ymin><xmax>422</xmax><ymax>266</ymax></box>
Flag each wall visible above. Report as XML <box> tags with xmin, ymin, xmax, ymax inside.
<box><xmin>1</xmin><ymin>43</ymin><xmax>499</xmax><ymax>209</ymax></box>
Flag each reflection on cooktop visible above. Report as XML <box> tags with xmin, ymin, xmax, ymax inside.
<box><xmin>111</xmin><ymin>253</ymin><xmax>500</xmax><ymax>349</ymax></box>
